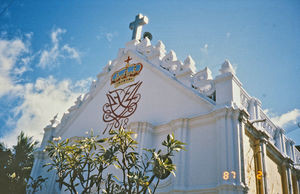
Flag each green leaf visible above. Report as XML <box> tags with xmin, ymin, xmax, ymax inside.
<box><xmin>113</xmin><ymin>163</ymin><xmax>121</xmax><ymax>169</ymax></box>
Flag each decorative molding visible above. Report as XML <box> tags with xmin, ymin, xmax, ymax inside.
<box><xmin>259</xmin><ymin>109</ymin><xmax>277</xmax><ymax>138</ymax></box>
<box><xmin>160</xmin><ymin>50</ymin><xmax>182</xmax><ymax>74</ymax></box>
<box><xmin>192</xmin><ymin>67</ymin><xmax>215</xmax><ymax>97</ymax></box>
<box><xmin>240</xmin><ymin>89</ymin><xmax>250</xmax><ymax>110</ymax></box>
<box><xmin>127</xmin><ymin>50</ymin><xmax>216</xmax><ymax>107</ymax></box>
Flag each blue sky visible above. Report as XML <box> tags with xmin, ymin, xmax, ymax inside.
<box><xmin>0</xmin><ymin>0</ymin><xmax>299</xmax><ymax>146</ymax></box>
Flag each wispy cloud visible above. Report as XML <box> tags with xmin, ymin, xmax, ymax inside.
<box><xmin>270</xmin><ymin>109</ymin><xmax>300</xmax><ymax>128</ymax></box>
<box><xmin>62</xmin><ymin>44</ymin><xmax>81</xmax><ymax>63</ymax></box>
<box><xmin>106</xmin><ymin>33</ymin><xmax>114</xmax><ymax>42</ymax></box>
<box><xmin>51</xmin><ymin>28</ymin><xmax>66</xmax><ymax>44</ymax></box>
<box><xmin>38</xmin><ymin>29</ymin><xmax>62</xmax><ymax>68</ymax></box>
<box><xmin>96</xmin><ymin>28</ymin><xmax>118</xmax><ymax>43</ymax></box>
<box><xmin>38</xmin><ymin>28</ymin><xmax>81</xmax><ymax>68</ymax></box>
<box><xmin>200</xmin><ymin>43</ymin><xmax>208</xmax><ymax>54</ymax></box>
<box><xmin>0</xmin><ymin>38</ymin><xmax>27</xmax><ymax>97</ymax></box>
<box><xmin>25</xmin><ymin>32</ymin><xmax>34</xmax><ymax>39</ymax></box>
<box><xmin>13</xmin><ymin>65</ymin><xmax>28</xmax><ymax>75</ymax></box>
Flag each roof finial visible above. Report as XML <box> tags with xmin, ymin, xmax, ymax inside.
<box><xmin>129</xmin><ymin>13</ymin><xmax>149</xmax><ymax>40</ymax></box>
<box><xmin>219</xmin><ymin>59</ymin><xmax>235</xmax><ymax>75</ymax></box>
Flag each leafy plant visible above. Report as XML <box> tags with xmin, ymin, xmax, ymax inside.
<box><xmin>45</xmin><ymin>128</ymin><xmax>186</xmax><ymax>194</ymax></box>
<box><xmin>27</xmin><ymin>176</ymin><xmax>48</xmax><ymax>194</ymax></box>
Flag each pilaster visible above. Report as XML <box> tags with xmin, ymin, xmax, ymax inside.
<box><xmin>215</xmin><ymin>107</ymin><xmax>246</xmax><ymax>194</ymax></box>
<box><xmin>238</xmin><ymin>110</ymin><xmax>250</xmax><ymax>192</ymax></box>
<box><xmin>282</xmin><ymin>158</ymin><xmax>295</xmax><ymax>194</ymax></box>
<box><xmin>128</xmin><ymin>121</ymin><xmax>154</xmax><ymax>154</ymax></box>
<box><xmin>256</xmin><ymin>137</ymin><xmax>269</xmax><ymax>194</ymax></box>
<box><xmin>173</xmin><ymin>118</ymin><xmax>189</xmax><ymax>190</ymax></box>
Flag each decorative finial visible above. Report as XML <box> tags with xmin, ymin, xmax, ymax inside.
<box><xmin>129</xmin><ymin>13</ymin><xmax>149</xmax><ymax>40</ymax></box>
<box><xmin>183</xmin><ymin>55</ymin><xmax>196</xmax><ymax>74</ymax></box>
<box><xmin>219</xmin><ymin>59</ymin><xmax>235</xmax><ymax>75</ymax></box>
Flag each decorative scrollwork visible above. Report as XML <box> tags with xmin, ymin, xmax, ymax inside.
<box><xmin>102</xmin><ymin>81</ymin><xmax>143</xmax><ymax>133</ymax></box>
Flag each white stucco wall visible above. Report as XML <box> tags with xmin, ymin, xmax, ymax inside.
<box><xmin>29</xmin><ymin>40</ymin><xmax>300</xmax><ymax>194</ymax></box>
<box><xmin>58</xmin><ymin>52</ymin><xmax>213</xmax><ymax>139</ymax></box>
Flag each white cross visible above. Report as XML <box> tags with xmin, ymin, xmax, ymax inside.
<box><xmin>129</xmin><ymin>13</ymin><xmax>148</xmax><ymax>40</ymax></box>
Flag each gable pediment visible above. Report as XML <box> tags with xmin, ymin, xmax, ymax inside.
<box><xmin>56</xmin><ymin>43</ymin><xmax>216</xmax><ymax>137</ymax></box>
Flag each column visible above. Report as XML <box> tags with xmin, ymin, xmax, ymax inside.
<box><xmin>255</xmin><ymin>137</ymin><xmax>269</xmax><ymax>194</ymax></box>
<box><xmin>237</xmin><ymin>110</ymin><xmax>249</xmax><ymax>192</ymax></box>
<box><xmin>282</xmin><ymin>158</ymin><xmax>294</xmax><ymax>194</ymax></box>
<box><xmin>292</xmin><ymin>172</ymin><xmax>299</xmax><ymax>194</ymax></box>
<box><xmin>289</xmin><ymin>140</ymin><xmax>296</xmax><ymax>161</ymax></box>
<box><xmin>274</xmin><ymin>128</ymin><xmax>285</xmax><ymax>152</ymax></box>
<box><xmin>248</xmin><ymin>98</ymin><xmax>262</xmax><ymax>125</ymax></box>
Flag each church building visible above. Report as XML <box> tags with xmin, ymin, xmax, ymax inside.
<box><xmin>30</xmin><ymin>14</ymin><xmax>300</xmax><ymax>194</ymax></box>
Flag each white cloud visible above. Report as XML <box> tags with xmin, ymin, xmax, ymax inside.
<box><xmin>62</xmin><ymin>44</ymin><xmax>81</xmax><ymax>63</ymax></box>
<box><xmin>38</xmin><ymin>28</ymin><xmax>80</xmax><ymax>68</ymax></box>
<box><xmin>270</xmin><ymin>109</ymin><xmax>300</xmax><ymax>128</ymax></box>
<box><xmin>51</xmin><ymin>28</ymin><xmax>66</xmax><ymax>44</ymax></box>
<box><xmin>0</xmin><ymin>75</ymin><xmax>90</xmax><ymax>148</ymax></box>
<box><xmin>38</xmin><ymin>42</ymin><xmax>59</xmax><ymax>69</ymax></box>
<box><xmin>0</xmin><ymin>36</ymin><xmax>89</xmax><ymax>147</ymax></box>
<box><xmin>106</xmin><ymin>33</ymin><xmax>114</xmax><ymax>42</ymax></box>
<box><xmin>12</xmin><ymin>55</ymin><xmax>34</xmax><ymax>76</ymax></box>
<box><xmin>1</xmin><ymin>76</ymin><xmax>88</xmax><ymax>147</ymax></box>
<box><xmin>0</xmin><ymin>39</ymin><xmax>27</xmax><ymax>71</ymax></box>
<box><xmin>200</xmin><ymin>43</ymin><xmax>208</xmax><ymax>54</ymax></box>
<box><xmin>25</xmin><ymin>32</ymin><xmax>34</xmax><ymax>39</ymax></box>
<box><xmin>13</xmin><ymin>66</ymin><xmax>28</xmax><ymax>75</ymax></box>
<box><xmin>96</xmin><ymin>28</ymin><xmax>118</xmax><ymax>42</ymax></box>
<box><xmin>74</xmin><ymin>77</ymin><xmax>93</xmax><ymax>90</ymax></box>
<box><xmin>0</xmin><ymin>39</ymin><xmax>27</xmax><ymax>97</ymax></box>
<box><xmin>21</xmin><ymin>55</ymin><xmax>33</xmax><ymax>66</ymax></box>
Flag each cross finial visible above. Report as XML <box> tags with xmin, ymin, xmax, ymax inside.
<box><xmin>124</xmin><ymin>56</ymin><xmax>132</xmax><ymax>64</ymax></box>
<box><xmin>129</xmin><ymin>13</ymin><xmax>149</xmax><ymax>40</ymax></box>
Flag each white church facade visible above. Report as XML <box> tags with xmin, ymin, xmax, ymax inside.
<box><xmin>30</xmin><ymin>14</ymin><xmax>300</xmax><ymax>194</ymax></box>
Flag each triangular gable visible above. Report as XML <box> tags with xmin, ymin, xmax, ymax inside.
<box><xmin>57</xmin><ymin>48</ymin><xmax>215</xmax><ymax>138</ymax></box>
